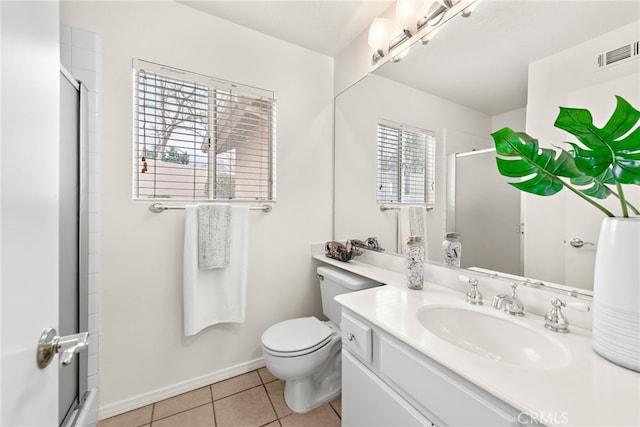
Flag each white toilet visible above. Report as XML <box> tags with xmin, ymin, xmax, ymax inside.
<box><xmin>261</xmin><ymin>266</ymin><xmax>380</xmax><ymax>413</ymax></box>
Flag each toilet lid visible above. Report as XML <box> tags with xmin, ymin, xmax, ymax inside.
<box><xmin>262</xmin><ymin>317</ymin><xmax>333</xmax><ymax>354</ymax></box>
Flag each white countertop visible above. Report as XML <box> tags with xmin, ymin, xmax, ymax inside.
<box><xmin>314</xmin><ymin>255</ymin><xmax>640</xmax><ymax>427</ymax></box>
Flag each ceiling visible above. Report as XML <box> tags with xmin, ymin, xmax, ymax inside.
<box><xmin>178</xmin><ymin>0</ymin><xmax>393</xmax><ymax>56</ymax></box>
<box><xmin>179</xmin><ymin>1</ymin><xmax>640</xmax><ymax>115</ymax></box>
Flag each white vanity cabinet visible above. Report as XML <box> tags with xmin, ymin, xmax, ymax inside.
<box><xmin>341</xmin><ymin>310</ymin><xmax>528</xmax><ymax>427</ymax></box>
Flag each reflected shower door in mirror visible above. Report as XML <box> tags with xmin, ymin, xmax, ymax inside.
<box><xmin>333</xmin><ymin>0</ymin><xmax>640</xmax><ymax>294</ymax></box>
<box><xmin>448</xmin><ymin>148</ymin><xmax>522</xmax><ymax>277</ymax></box>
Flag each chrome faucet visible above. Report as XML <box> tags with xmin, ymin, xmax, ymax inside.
<box><xmin>491</xmin><ymin>283</ymin><xmax>525</xmax><ymax>316</ymax></box>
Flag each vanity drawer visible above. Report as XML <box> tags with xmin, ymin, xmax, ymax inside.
<box><xmin>379</xmin><ymin>336</ymin><xmax>518</xmax><ymax>427</ymax></box>
<box><xmin>342</xmin><ymin>312</ymin><xmax>373</xmax><ymax>363</ymax></box>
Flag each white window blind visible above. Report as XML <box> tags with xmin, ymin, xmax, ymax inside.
<box><xmin>377</xmin><ymin>120</ymin><xmax>435</xmax><ymax>206</ymax></box>
<box><xmin>133</xmin><ymin>59</ymin><xmax>276</xmax><ymax>201</ymax></box>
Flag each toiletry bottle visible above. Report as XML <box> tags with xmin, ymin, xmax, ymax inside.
<box><xmin>406</xmin><ymin>235</ymin><xmax>425</xmax><ymax>290</ymax></box>
<box><xmin>443</xmin><ymin>232</ymin><xmax>461</xmax><ymax>267</ymax></box>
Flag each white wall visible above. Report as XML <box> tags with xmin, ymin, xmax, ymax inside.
<box><xmin>525</xmin><ymin>21</ymin><xmax>640</xmax><ymax>287</ymax></box>
<box><xmin>335</xmin><ymin>74</ymin><xmax>491</xmax><ymax>260</ymax></box>
<box><xmin>61</xmin><ymin>1</ymin><xmax>334</xmax><ymax>416</ymax></box>
<box><xmin>491</xmin><ymin>107</ymin><xmax>526</xmax><ymax>133</ymax></box>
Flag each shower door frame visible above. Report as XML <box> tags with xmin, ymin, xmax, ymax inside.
<box><xmin>59</xmin><ymin>66</ymin><xmax>89</xmax><ymax>427</ymax></box>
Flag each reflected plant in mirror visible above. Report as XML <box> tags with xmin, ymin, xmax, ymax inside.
<box><xmin>491</xmin><ymin>95</ymin><xmax>640</xmax><ymax>217</ymax></box>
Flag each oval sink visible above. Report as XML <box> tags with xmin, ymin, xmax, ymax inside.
<box><xmin>416</xmin><ymin>306</ymin><xmax>569</xmax><ymax>368</ymax></box>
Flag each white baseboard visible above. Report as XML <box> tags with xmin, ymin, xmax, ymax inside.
<box><xmin>98</xmin><ymin>357</ymin><xmax>265</xmax><ymax>420</ymax></box>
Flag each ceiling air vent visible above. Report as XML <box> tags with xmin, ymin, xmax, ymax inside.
<box><xmin>595</xmin><ymin>40</ymin><xmax>639</xmax><ymax>71</ymax></box>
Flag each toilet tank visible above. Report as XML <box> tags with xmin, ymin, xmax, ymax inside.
<box><xmin>317</xmin><ymin>266</ymin><xmax>381</xmax><ymax>325</ymax></box>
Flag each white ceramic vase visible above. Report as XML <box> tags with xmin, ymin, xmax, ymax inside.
<box><xmin>592</xmin><ymin>217</ymin><xmax>640</xmax><ymax>372</ymax></box>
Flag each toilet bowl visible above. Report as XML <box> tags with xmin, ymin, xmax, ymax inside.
<box><xmin>261</xmin><ymin>266</ymin><xmax>380</xmax><ymax>413</ymax></box>
<box><xmin>262</xmin><ymin>317</ymin><xmax>342</xmax><ymax>413</ymax></box>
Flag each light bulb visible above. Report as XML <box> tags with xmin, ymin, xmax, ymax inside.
<box><xmin>368</xmin><ymin>17</ymin><xmax>398</xmax><ymax>57</ymax></box>
<box><xmin>461</xmin><ymin>0</ymin><xmax>480</xmax><ymax>17</ymax></box>
<box><xmin>392</xmin><ymin>47</ymin><xmax>411</xmax><ymax>63</ymax></box>
<box><xmin>420</xmin><ymin>27</ymin><xmax>441</xmax><ymax>45</ymax></box>
<box><xmin>396</xmin><ymin>0</ymin><xmax>424</xmax><ymax>35</ymax></box>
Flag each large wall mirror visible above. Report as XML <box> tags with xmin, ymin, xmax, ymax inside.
<box><xmin>334</xmin><ymin>0</ymin><xmax>640</xmax><ymax>295</ymax></box>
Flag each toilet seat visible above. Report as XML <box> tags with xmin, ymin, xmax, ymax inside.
<box><xmin>262</xmin><ymin>317</ymin><xmax>334</xmax><ymax>357</ymax></box>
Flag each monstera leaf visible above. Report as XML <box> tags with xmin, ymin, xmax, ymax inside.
<box><xmin>491</xmin><ymin>128</ymin><xmax>582</xmax><ymax>196</ymax></box>
<box><xmin>554</xmin><ymin>95</ymin><xmax>640</xmax><ymax>184</ymax></box>
<box><xmin>569</xmin><ymin>168</ymin><xmax>614</xmax><ymax>199</ymax></box>
<box><xmin>491</xmin><ymin>96</ymin><xmax>639</xmax><ymax>217</ymax></box>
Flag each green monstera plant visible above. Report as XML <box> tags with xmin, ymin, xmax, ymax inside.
<box><xmin>490</xmin><ymin>95</ymin><xmax>640</xmax><ymax>217</ymax></box>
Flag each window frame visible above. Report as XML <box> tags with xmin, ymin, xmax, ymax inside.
<box><xmin>132</xmin><ymin>59</ymin><xmax>276</xmax><ymax>202</ymax></box>
<box><xmin>376</xmin><ymin>119</ymin><xmax>436</xmax><ymax>207</ymax></box>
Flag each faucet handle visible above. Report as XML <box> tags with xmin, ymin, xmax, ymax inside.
<box><xmin>460</xmin><ymin>275</ymin><xmax>483</xmax><ymax>305</ymax></box>
<box><xmin>565</xmin><ymin>301</ymin><xmax>591</xmax><ymax>312</ymax></box>
<box><xmin>510</xmin><ymin>282</ymin><xmax>519</xmax><ymax>295</ymax></box>
<box><xmin>544</xmin><ymin>298</ymin><xmax>570</xmax><ymax>333</ymax></box>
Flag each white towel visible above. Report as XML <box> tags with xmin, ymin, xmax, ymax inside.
<box><xmin>397</xmin><ymin>205</ymin><xmax>429</xmax><ymax>258</ymax></box>
<box><xmin>198</xmin><ymin>204</ymin><xmax>231</xmax><ymax>270</ymax></box>
<box><xmin>184</xmin><ymin>205</ymin><xmax>249</xmax><ymax>336</ymax></box>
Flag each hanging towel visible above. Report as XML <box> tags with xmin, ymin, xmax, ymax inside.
<box><xmin>398</xmin><ymin>205</ymin><xmax>429</xmax><ymax>258</ymax></box>
<box><xmin>198</xmin><ymin>204</ymin><xmax>231</xmax><ymax>270</ymax></box>
<box><xmin>184</xmin><ymin>205</ymin><xmax>249</xmax><ymax>336</ymax></box>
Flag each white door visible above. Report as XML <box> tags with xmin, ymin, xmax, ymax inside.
<box><xmin>1</xmin><ymin>1</ymin><xmax>61</xmax><ymax>425</ymax></box>
<box><xmin>564</xmin><ymin>74</ymin><xmax>640</xmax><ymax>291</ymax></box>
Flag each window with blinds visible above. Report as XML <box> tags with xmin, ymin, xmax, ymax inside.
<box><xmin>133</xmin><ymin>59</ymin><xmax>276</xmax><ymax>201</ymax></box>
<box><xmin>377</xmin><ymin>120</ymin><xmax>435</xmax><ymax>206</ymax></box>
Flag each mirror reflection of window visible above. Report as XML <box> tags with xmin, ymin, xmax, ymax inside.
<box><xmin>376</xmin><ymin>119</ymin><xmax>435</xmax><ymax>207</ymax></box>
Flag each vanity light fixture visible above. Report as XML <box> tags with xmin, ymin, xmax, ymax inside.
<box><xmin>369</xmin><ymin>0</ymin><xmax>480</xmax><ymax>66</ymax></box>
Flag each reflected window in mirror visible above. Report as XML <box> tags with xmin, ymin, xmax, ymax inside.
<box><xmin>377</xmin><ymin>119</ymin><xmax>435</xmax><ymax>207</ymax></box>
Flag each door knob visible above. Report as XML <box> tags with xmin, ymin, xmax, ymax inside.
<box><xmin>569</xmin><ymin>238</ymin><xmax>595</xmax><ymax>248</ymax></box>
<box><xmin>36</xmin><ymin>327</ymin><xmax>89</xmax><ymax>369</ymax></box>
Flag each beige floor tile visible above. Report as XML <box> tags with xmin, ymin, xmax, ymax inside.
<box><xmin>263</xmin><ymin>422</ymin><xmax>281</xmax><ymax>427</ymax></box>
<box><xmin>152</xmin><ymin>404</ymin><xmax>215</xmax><ymax>427</ymax></box>
<box><xmin>98</xmin><ymin>405</ymin><xmax>152</xmax><ymax>427</ymax></box>
<box><xmin>214</xmin><ymin>386</ymin><xmax>277</xmax><ymax>427</ymax></box>
<box><xmin>257</xmin><ymin>367</ymin><xmax>277</xmax><ymax>384</ymax></box>
<box><xmin>153</xmin><ymin>387</ymin><xmax>212</xmax><ymax>421</ymax></box>
<box><xmin>265</xmin><ymin>380</ymin><xmax>292</xmax><ymax>419</ymax></box>
<box><xmin>329</xmin><ymin>395</ymin><xmax>342</xmax><ymax>417</ymax></box>
<box><xmin>211</xmin><ymin>371</ymin><xmax>262</xmax><ymax>400</ymax></box>
<box><xmin>279</xmin><ymin>403</ymin><xmax>341</xmax><ymax>427</ymax></box>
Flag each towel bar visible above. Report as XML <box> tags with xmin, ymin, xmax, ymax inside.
<box><xmin>149</xmin><ymin>203</ymin><xmax>272</xmax><ymax>213</ymax></box>
<box><xmin>379</xmin><ymin>204</ymin><xmax>433</xmax><ymax>212</ymax></box>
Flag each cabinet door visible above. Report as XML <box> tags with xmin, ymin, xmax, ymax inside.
<box><xmin>342</xmin><ymin>350</ymin><xmax>432</xmax><ymax>427</ymax></box>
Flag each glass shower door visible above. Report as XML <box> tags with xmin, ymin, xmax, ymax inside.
<box><xmin>59</xmin><ymin>69</ymin><xmax>89</xmax><ymax>427</ymax></box>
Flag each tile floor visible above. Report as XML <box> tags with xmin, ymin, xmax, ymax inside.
<box><xmin>97</xmin><ymin>367</ymin><xmax>342</xmax><ymax>427</ymax></box>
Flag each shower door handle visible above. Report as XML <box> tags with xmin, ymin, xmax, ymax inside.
<box><xmin>36</xmin><ymin>327</ymin><xmax>89</xmax><ymax>369</ymax></box>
